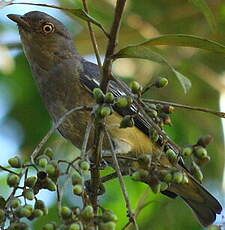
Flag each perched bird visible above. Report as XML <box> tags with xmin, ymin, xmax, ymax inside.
<box><xmin>7</xmin><ymin>11</ymin><xmax>222</xmax><ymax>226</ymax></box>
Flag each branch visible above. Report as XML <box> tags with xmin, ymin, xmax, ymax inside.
<box><xmin>30</xmin><ymin>106</ymin><xmax>92</xmax><ymax>164</ymax></box>
<box><xmin>142</xmin><ymin>98</ymin><xmax>225</xmax><ymax>118</ymax></box>
<box><xmin>81</xmin><ymin>0</ymin><xmax>103</xmax><ymax>69</ymax></box>
<box><xmin>100</xmin><ymin>0</ymin><xmax>127</xmax><ymax>92</ymax></box>
<box><xmin>106</xmin><ymin>131</ymin><xmax>139</xmax><ymax>230</ymax></box>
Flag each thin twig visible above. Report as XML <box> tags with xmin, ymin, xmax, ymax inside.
<box><xmin>106</xmin><ymin>131</ymin><xmax>139</xmax><ymax>230</ymax></box>
<box><xmin>101</xmin><ymin>0</ymin><xmax>127</xmax><ymax>92</ymax></box>
<box><xmin>30</xmin><ymin>106</ymin><xmax>92</xmax><ymax>164</ymax></box>
<box><xmin>82</xmin><ymin>0</ymin><xmax>103</xmax><ymax>70</ymax></box>
<box><xmin>0</xmin><ymin>165</ymin><xmax>20</xmax><ymax>176</ymax></box>
<box><xmin>142</xmin><ymin>98</ymin><xmax>225</xmax><ymax>118</ymax></box>
<box><xmin>81</xmin><ymin>119</ymin><xmax>93</xmax><ymax>159</ymax></box>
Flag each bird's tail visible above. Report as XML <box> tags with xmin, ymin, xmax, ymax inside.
<box><xmin>169</xmin><ymin>174</ymin><xmax>222</xmax><ymax>227</ymax></box>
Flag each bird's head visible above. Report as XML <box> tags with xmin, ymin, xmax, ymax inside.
<box><xmin>7</xmin><ymin>11</ymin><xmax>77</xmax><ymax>69</ymax></box>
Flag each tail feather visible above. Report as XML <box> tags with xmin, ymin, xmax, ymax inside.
<box><xmin>169</xmin><ymin>175</ymin><xmax>222</xmax><ymax>227</ymax></box>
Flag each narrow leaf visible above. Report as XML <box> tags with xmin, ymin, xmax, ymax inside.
<box><xmin>135</xmin><ymin>34</ymin><xmax>225</xmax><ymax>54</ymax></box>
<box><xmin>189</xmin><ymin>0</ymin><xmax>216</xmax><ymax>31</ymax></box>
<box><xmin>113</xmin><ymin>46</ymin><xmax>192</xmax><ymax>94</ymax></box>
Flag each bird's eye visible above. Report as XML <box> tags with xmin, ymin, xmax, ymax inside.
<box><xmin>42</xmin><ymin>23</ymin><xmax>55</xmax><ymax>34</ymax></box>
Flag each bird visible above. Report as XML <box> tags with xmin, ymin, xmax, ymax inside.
<box><xmin>7</xmin><ymin>11</ymin><xmax>222</xmax><ymax>227</ymax></box>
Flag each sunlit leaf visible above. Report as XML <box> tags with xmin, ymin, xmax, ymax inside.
<box><xmin>189</xmin><ymin>0</ymin><xmax>216</xmax><ymax>31</ymax></box>
<box><xmin>113</xmin><ymin>46</ymin><xmax>192</xmax><ymax>94</ymax></box>
<box><xmin>129</xmin><ymin>34</ymin><xmax>225</xmax><ymax>53</ymax></box>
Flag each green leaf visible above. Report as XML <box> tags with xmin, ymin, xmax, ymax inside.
<box><xmin>189</xmin><ymin>0</ymin><xmax>216</xmax><ymax>31</ymax></box>
<box><xmin>130</xmin><ymin>34</ymin><xmax>225</xmax><ymax>54</ymax></box>
<box><xmin>113</xmin><ymin>46</ymin><xmax>192</xmax><ymax>94</ymax></box>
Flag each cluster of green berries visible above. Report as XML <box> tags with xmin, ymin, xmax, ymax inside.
<box><xmin>41</xmin><ymin>205</ymin><xmax>117</xmax><ymax>230</ymax></box>
<box><xmin>182</xmin><ymin>135</ymin><xmax>213</xmax><ymax>182</ymax></box>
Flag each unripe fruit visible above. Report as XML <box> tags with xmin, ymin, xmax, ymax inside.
<box><xmin>72</xmin><ymin>172</ymin><xmax>83</xmax><ymax>185</ymax></box>
<box><xmin>10</xmin><ymin>198</ymin><xmax>21</xmax><ymax>209</ymax></box>
<box><xmin>102</xmin><ymin>211</ymin><xmax>118</xmax><ymax>222</ymax></box>
<box><xmin>69</xmin><ymin>223</ymin><xmax>80</xmax><ymax>230</ymax></box>
<box><xmin>25</xmin><ymin>176</ymin><xmax>37</xmax><ymax>188</ymax></box>
<box><xmin>81</xmin><ymin>205</ymin><xmax>94</xmax><ymax>220</ymax></box>
<box><xmin>45</xmin><ymin>178</ymin><xmax>57</xmax><ymax>191</ymax></box>
<box><xmin>172</xmin><ymin>171</ymin><xmax>183</xmax><ymax>184</ymax></box>
<box><xmin>19</xmin><ymin>206</ymin><xmax>32</xmax><ymax>218</ymax></box>
<box><xmin>182</xmin><ymin>174</ymin><xmax>189</xmax><ymax>184</ymax></box>
<box><xmin>38</xmin><ymin>158</ymin><xmax>48</xmax><ymax>168</ymax></box>
<box><xmin>8</xmin><ymin>156</ymin><xmax>22</xmax><ymax>168</ymax></box>
<box><xmin>151</xmin><ymin>130</ymin><xmax>159</xmax><ymax>142</ymax></box>
<box><xmin>61</xmin><ymin>206</ymin><xmax>72</xmax><ymax>219</ymax></box>
<box><xmin>23</xmin><ymin>189</ymin><xmax>35</xmax><ymax>200</ymax></box>
<box><xmin>93</xmin><ymin>88</ymin><xmax>104</xmax><ymax>104</ymax></box>
<box><xmin>155</xmin><ymin>77</ymin><xmax>168</xmax><ymax>88</ymax></box>
<box><xmin>46</xmin><ymin>164</ymin><xmax>57</xmax><ymax>176</ymax></box>
<box><xmin>182</xmin><ymin>147</ymin><xmax>193</xmax><ymax>156</ymax></box>
<box><xmin>42</xmin><ymin>223</ymin><xmax>55</xmax><ymax>230</ymax></box>
<box><xmin>191</xmin><ymin>162</ymin><xmax>203</xmax><ymax>182</ymax></box>
<box><xmin>33</xmin><ymin>209</ymin><xmax>44</xmax><ymax>218</ymax></box>
<box><xmin>100</xmin><ymin>107</ymin><xmax>111</xmax><ymax>117</ymax></box>
<box><xmin>151</xmin><ymin>183</ymin><xmax>161</xmax><ymax>194</ymax></box>
<box><xmin>163</xmin><ymin>173</ymin><xmax>173</xmax><ymax>183</ymax></box>
<box><xmin>105</xmin><ymin>92</ymin><xmax>115</xmax><ymax>104</ymax></box>
<box><xmin>7</xmin><ymin>174</ymin><xmax>20</xmax><ymax>187</ymax></box>
<box><xmin>194</xmin><ymin>147</ymin><xmax>208</xmax><ymax>159</ymax></box>
<box><xmin>99</xmin><ymin>221</ymin><xmax>116</xmax><ymax>230</ymax></box>
<box><xmin>79</xmin><ymin>161</ymin><xmax>90</xmax><ymax>171</ymax></box>
<box><xmin>73</xmin><ymin>185</ymin><xmax>83</xmax><ymax>195</ymax></box>
<box><xmin>159</xmin><ymin>182</ymin><xmax>168</xmax><ymax>191</ymax></box>
<box><xmin>115</xmin><ymin>97</ymin><xmax>130</xmax><ymax>108</ymax></box>
<box><xmin>130</xmin><ymin>81</ymin><xmax>142</xmax><ymax>95</ymax></box>
<box><xmin>35</xmin><ymin>200</ymin><xmax>47</xmax><ymax>215</ymax></box>
<box><xmin>162</xmin><ymin>105</ymin><xmax>174</xmax><ymax>114</ymax></box>
<box><xmin>43</xmin><ymin>147</ymin><xmax>54</xmax><ymax>159</ymax></box>
<box><xmin>120</xmin><ymin>115</ymin><xmax>134</xmax><ymax>128</ymax></box>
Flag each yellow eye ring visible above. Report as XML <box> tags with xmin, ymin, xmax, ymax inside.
<box><xmin>42</xmin><ymin>23</ymin><xmax>55</xmax><ymax>34</ymax></box>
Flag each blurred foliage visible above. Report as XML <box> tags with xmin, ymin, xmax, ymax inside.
<box><xmin>0</xmin><ymin>0</ymin><xmax>225</xmax><ymax>229</ymax></box>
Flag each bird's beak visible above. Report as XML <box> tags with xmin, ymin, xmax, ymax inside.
<box><xmin>7</xmin><ymin>14</ymin><xmax>31</xmax><ymax>29</ymax></box>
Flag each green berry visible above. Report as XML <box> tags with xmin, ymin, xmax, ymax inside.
<box><xmin>191</xmin><ymin>162</ymin><xmax>203</xmax><ymax>182</ymax></box>
<box><xmin>163</xmin><ymin>173</ymin><xmax>173</xmax><ymax>183</ymax></box>
<box><xmin>99</xmin><ymin>221</ymin><xmax>116</xmax><ymax>230</ymax></box>
<box><xmin>10</xmin><ymin>198</ymin><xmax>21</xmax><ymax>209</ymax></box>
<box><xmin>72</xmin><ymin>172</ymin><xmax>83</xmax><ymax>185</ymax></box>
<box><xmin>33</xmin><ymin>209</ymin><xmax>44</xmax><ymax>218</ymax></box>
<box><xmin>46</xmin><ymin>164</ymin><xmax>56</xmax><ymax>176</ymax></box>
<box><xmin>81</xmin><ymin>205</ymin><xmax>94</xmax><ymax>220</ymax></box>
<box><xmin>93</xmin><ymin>88</ymin><xmax>105</xmax><ymax>104</ymax></box>
<box><xmin>7</xmin><ymin>173</ymin><xmax>20</xmax><ymax>187</ymax></box>
<box><xmin>19</xmin><ymin>206</ymin><xmax>32</xmax><ymax>218</ymax></box>
<box><xmin>166</xmin><ymin>149</ymin><xmax>177</xmax><ymax>163</ymax></box>
<box><xmin>105</xmin><ymin>92</ymin><xmax>115</xmax><ymax>104</ymax></box>
<box><xmin>69</xmin><ymin>223</ymin><xmax>80</xmax><ymax>230</ymax></box>
<box><xmin>79</xmin><ymin>161</ymin><xmax>90</xmax><ymax>171</ymax></box>
<box><xmin>115</xmin><ymin>97</ymin><xmax>130</xmax><ymax>108</ymax></box>
<box><xmin>23</xmin><ymin>189</ymin><xmax>35</xmax><ymax>200</ymax></box>
<box><xmin>162</xmin><ymin>105</ymin><xmax>174</xmax><ymax>114</ymax></box>
<box><xmin>155</xmin><ymin>77</ymin><xmax>168</xmax><ymax>88</ymax></box>
<box><xmin>194</xmin><ymin>147</ymin><xmax>208</xmax><ymax>159</ymax></box>
<box><xmin>42</xmin><ymin>223</ymin><xmax>55</xmax><ymax>230</ymax></box>
<box><xmin>43</xmin><ymin>147</ymin><xmax>54</xmax><ymax>159</ymax></box>
<box><xmin>151</xmin><ymin>130</ymin><xmax>159</xmax><ymax>142</ymax></box>
<box><xmin>182</xmin><ymin>147</ymin><xmax>193</xmax><ymax>156</ymax></box>
<box><xmin>61</xmin><ymin>206</ymin><xmax>72</xmax><ymax>219</ymax></box>
<box><xmin>73</xmin><ymin>185</ymin><xmax>83</xmax><ymax>195</ymax></box>
<box><xmin>120</xmin><ymin>115</ymin><xmax>134</xmax><ymax>128</ymax></box>
<box><xmin>35</xmin><ymin>200</ymin><xmax>48</xmax><ymax>214</ymax></box>
<box><xmin>172</xmin><ymin>171</ymin><xmax>183</xmax><ymax>184</ymax></box>
<box><xmin>182</xmin><ymin>174</ymin><xmax>189</xmax><ymax>184</ymax></box>
<box><xmin>8</xmin><ymin>156</ymin><xmax>22</xmax><ymax>168</ymax></box>
<box><xmin>45</xmin><ymin>178</ymin><xmax>57</xmax><ymax>191</ymax></box>
<box><xmin>102</xmin><ymin>211</ymin><xmax>118</xmax><ymax>222</ymax></box>
<box><xmin>130</xmin><ymin>81</ymin><xmax>142</xmax><ymax>95</ymax></box>
<box><xmin>25</xmin><ymin>176</ymin><xmax>37</xmax><ymax>188</ymax></box>
<box><xmin>38</xmin><ymin>158</ymin><xmax>48</xmax><ymax>168</ymax></box>
<box><xmin>100</xmin><ymin>107</ymin><xmax>111</xmax><ymax>117</ymax></box>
